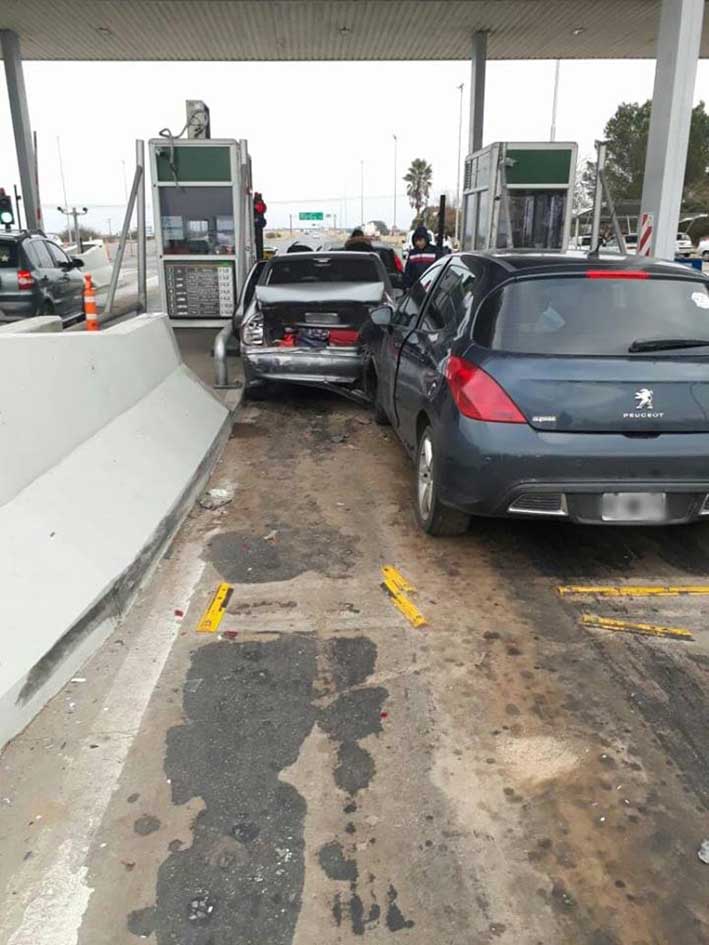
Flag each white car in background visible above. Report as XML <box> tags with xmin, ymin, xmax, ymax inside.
<box><xmin>676</xmin><ymin>231</ymin><xmax>694</xmax><ymax>258</ymax></box>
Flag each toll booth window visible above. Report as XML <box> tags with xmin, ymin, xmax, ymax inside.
<box><xmin>159</xmin><ymin>186</ymin><xmax>235</xmax><ymax>255</ymax></box>
<box><xmin>506</xmin><ymin>190</ymin><xmax>566</xmax><ymax>250</ymax></box>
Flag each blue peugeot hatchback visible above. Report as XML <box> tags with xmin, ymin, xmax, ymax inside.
<box><xmin>366</xmin><ymin>252</ymin><xmax>709</xmax><ymax>534</ymax></box>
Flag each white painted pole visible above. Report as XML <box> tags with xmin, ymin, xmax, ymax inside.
<box><xmin>640</xmin><ymin>0</ymin><xmax>704</xmax><ymax>259</ymax></box>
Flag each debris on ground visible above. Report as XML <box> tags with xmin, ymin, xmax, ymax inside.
<box><xmin>221</xmin><ymin>630</ymin><xmax>239</xmax><ymax>641</ymax></box>
<box><xmin>174</xmin><ymin>609</ymin><xmax>184</xmax><ymax>618</ymax></box>
<box><xmin>188</xmin><ymin>891</ymin><xmax>215</xmax><ymax>922</ymax></box>
<box><xmin>262</xmin><ymin>529</ymin><xmax>278</xmax><ymax>542</ymax></box>
<box><xmin>581</xmin><ymin>614</ymin><xmax>693</xmax><ymax>641</ymax></box>
<box><xmin>381</xmin><ymin>565</ymin><xmax>427</xmax><ymax>628</ymax></box>
<box><xmin>698</xmin><ymin>840</ymin><xmax>709</xmax><ymax>864</ymax></box>
<box><xmin>198</xmin><ymin>487</ymin><xmax>234</xmax><ymax>510</ymax></box>
<box><xmin>197</xmin><ymin>583</ymin><xmax>234</xmax><ymax>633</ymax></box>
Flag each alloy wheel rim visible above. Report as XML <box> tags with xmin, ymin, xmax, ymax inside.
<box><xmin>418</xmin><ymin>436</ymin><xmax>434</xmax><ymax>518</ymax></box>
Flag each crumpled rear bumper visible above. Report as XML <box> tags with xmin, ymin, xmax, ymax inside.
<box><xmin>242</xmin><ymin>345</ymin><xmax>363</xmax><ymax>385</ymax></box>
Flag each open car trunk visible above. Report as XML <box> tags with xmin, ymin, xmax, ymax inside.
<box><xmin>256</xmin><ymin>283</ymin><xmax>382</xmax><ymax>349</ymax></box>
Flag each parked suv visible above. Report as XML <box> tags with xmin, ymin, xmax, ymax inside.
<box><xmin>0</xmin><ymin>231</ymin><xmax>85</xmax><ymax>325</ymax></box>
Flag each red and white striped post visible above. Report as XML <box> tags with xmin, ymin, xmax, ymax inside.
<box><xmin>637</xmin><ymin>212</ymin><xmax>654</xmax><ymax>257</ymax></box>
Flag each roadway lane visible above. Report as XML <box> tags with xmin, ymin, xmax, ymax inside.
<box><xmin>2</xmin><ymin>388</ymin><xmax>709</xmax><ymax>944</ymax></box>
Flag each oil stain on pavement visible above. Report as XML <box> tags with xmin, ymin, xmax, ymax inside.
<box><xmin>128</xmin><ymin>633</ymin><xmax>405</xmax><ymax>942</ymax></box>
<box><xmin>206</xmin><ymin>525</ymin><xmax>359</xmax><ymax>584</ymax></box>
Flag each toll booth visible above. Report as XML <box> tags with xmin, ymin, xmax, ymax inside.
<box><xmin>150</xmin><ymin>138</ymin><xmax>255</xmax><ymax>326</ymax></box>
<box><xmin>462</xmin><ymin>142</ymin><xmax>577</xmax><ymax>253</ymax></box>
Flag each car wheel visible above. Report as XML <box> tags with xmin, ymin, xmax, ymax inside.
<box><xmin>703</xmin><ymin>251</ymin><xmax>709</xmax><ymax>262</ymax></box>
<box><xmin>415</xmin><ymin>426</ymin><xmax>470</xmax><ymax>536</ymax></box>
<box><xmin>372</xmin><ymin>376</ymin><xmax>389</xmax><ymax>426</ymax></box>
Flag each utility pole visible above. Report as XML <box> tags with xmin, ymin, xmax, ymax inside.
<box><xmin>57</xmin><ymin>204</ymin><xmax>88</xmax><ymax>253</ymax></box>
<box><xmin>392</xmin><ymin>134</ymin><xmax>398</xmax><ymax>234</ymax></box>
<box><xmin>550</xmin><ymin>60</ymin><xmax>561</xmax><ymax>141</ymax></box>
<box><xmin>455</xmin><ymin>83</ymin><xmax>464</xmax><ymax>245</ymax></box>
<box><xmin>57</xmin><ymin>136</ymin><xmax>70</xmax><ymax>237</ymax></box>
<box><xmin>360</xmin><ymin>160</ymin><xmax>364</xmax><ymax>226</ymax></box>
<box><xmin>289</xmin><ymin>213</ymin><xmax>293</xmax><ymax>234</ymax></box>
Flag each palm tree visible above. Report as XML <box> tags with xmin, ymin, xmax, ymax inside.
<box><xmin>404</xmin><ymin>159</ymin><xmax>433</xmax><ymax>222</ymax></box>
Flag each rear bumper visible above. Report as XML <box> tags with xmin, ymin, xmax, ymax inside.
<box><xmin>242</xmin><ymin>345</ymin><xmax>363</xmax><ymax>385</ymax></box>
<box><xmin>0</xmin><ymin>298</ymin><xmax>36</xmax><ymax>320</ymax></box>
<box><xmin>436</xmin><ymin>418</ymin><xmax>709</xmax><ymax>524</ymax></box>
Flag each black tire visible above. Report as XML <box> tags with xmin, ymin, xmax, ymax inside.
<box><xmin>372</xmin><ymin>377</ymin><xmax>390</xmax><ymax>426</ymax></box>
<box><xmin>243</xmin><ymin>381</ymin><xmax>271</xmax><ymax>402</ymax></box>
<box><xmin>703</xmin><ymin>251</ymin><xmax>709</xmax><ymax>262</ymax></box>
<box><xmin>414</xmin><ymin>425</ymin><xmax>470</xmax><ymax>536</ymax></box>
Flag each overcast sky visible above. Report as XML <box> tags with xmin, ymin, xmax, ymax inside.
<box><xmin>2</xmin><ymin>57</ymin><xmax>709</xmax><ymax>233</ymax></box>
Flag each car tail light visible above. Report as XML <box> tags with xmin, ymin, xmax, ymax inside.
<box><xmin>445</xmin><ymin>356</ymin><xmax>526</xmax><ymax>423</ymax></box>
<box><xmin>393</xmin><ymin>254</ymin><xmax>404</xmax><ymax>273</ymax></box>
<box><xmin>17</xmin><ymin>269</ymin><xmax>34</xmax><ymax>290</ymax></box>
<box><xmin>241</xmin><ymin>310</ymin><xmax>264</xmax><ymax>346</ymax></box>
<box><xmin>586</xmin><ymin>269</ymin><xmax>649</xmax><ymax>279</ymax></box>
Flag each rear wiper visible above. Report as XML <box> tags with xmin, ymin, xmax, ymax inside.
<box><xmin>628</xmin><ymin>337</ymin><xmax>709</xmax><ymax>353</ymax></box>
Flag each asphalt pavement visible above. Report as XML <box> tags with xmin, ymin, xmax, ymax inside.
<box><xmin>3</xmin><ymin>384</ymin><xmax>709</xmax><ymax>944</ymax></box>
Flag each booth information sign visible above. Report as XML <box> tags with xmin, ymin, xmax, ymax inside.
<box><xmin>164</xmin><ymin>260</ymin><xmax>235</xmax><ymax>319</ymax></box>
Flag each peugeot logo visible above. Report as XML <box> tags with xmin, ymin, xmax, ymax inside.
<box><xmin>635</xmin><ymin>388</ymin><xmax>654</xmax><ymax>410</ymax></box>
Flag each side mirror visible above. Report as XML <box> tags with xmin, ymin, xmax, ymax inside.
<box><xmin>370</xmin><ymin>303</ymin><xmax>393</xmax><ymax>328</ymax></box>
<box><xmin>71</xmin><ymin>257</ymin><xmax>84</xmax><ymax>269</ymax></box>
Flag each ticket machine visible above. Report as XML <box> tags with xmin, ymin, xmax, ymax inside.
<box><xmin>462</xmin><ymin>141</ymin><xmax>577</xmax><ymax>253</ymax></box>
<box><xmin>150</xmin><ymin>137</ymin><xmax>255</xmax><ymax>326</ymax></box>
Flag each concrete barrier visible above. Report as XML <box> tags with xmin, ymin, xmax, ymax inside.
<box><xmin>0</xmin><ymin>315</ymin><xmax>62</xmax><ymax>334</ymax></box>
<box><xmin>0</xmin><ymin>314</ymin><xmax>230</xmax><ymax>748</ymax></box>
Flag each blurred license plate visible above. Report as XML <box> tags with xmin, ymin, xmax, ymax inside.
<box><xmin>601</xmin><ymin>492</ymin><xmax>666</xmax><ymax>522</ymax></box>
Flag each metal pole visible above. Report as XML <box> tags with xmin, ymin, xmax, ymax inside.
<box><xmin>392</xmin><ymin>134</ymin><xmax>397</xmax><ymax>233</ymax></box>
<box><xmin>591</xmin><ymin>140</ymin><xmax>605</xmax><ymax>251</ymax></box>
<box><xmin>73</xmin><ymin>208</ymin><xmax>82</xmax><ymax>253</ymax></box>
<box><xmin>550</xmin><ymin>60</ymin><xmax>561</xmax><ymax>141</ymax></box>
<box><xmin>57</xmin><ymin>136</ymin><xmax>70</xmax><ymax>237</ymax></box>
<box><xmin>1</xmin><ymin>31</ymin><xmax>39</xmax><ymax>232</ymax></box>
<box><xmin>105</xmin><ymin>164</ymin><xmax>142</xmax><ymax>319</ymax></box>
<box><xmin>600</xmin><ymin>168</ymin><xmax>626</xmax><ymax>253</ymax></box>
<box><xmin>136</xmin><ymin>139</ymin><xmax>147</xmax><ymax>313</ymax></box>
<box><xmin>13</xmin><ymin>184</ymin><xmax>22</xmax><ymax>230</ymax></box>
<box><xmin>33</xmin><ymin>131</ymin><xmax>43</xmax><ymax>230</ymax></box>
<box><xmin>360</xmin><ymin>160</ymin><xmax>364</xmax><ymax>226</ymax></box>
<box><xmin>214</xmin><ymin>322</ymin><xmax>234</xmax><ymax>387</ymax></box>
<box><xmin>437</xmin><ymin>194</ymin><xmax>446</xmax><ymax>249</ymax></box>
<box><xmin>469</xmin><ymin>31</ymin><xmax>488</xmax><ymax>154</ymax></box>
<box><xmin>455</xmin><ymin>82</ymin><xmax>464</xmax><ymax>244</ymax></box>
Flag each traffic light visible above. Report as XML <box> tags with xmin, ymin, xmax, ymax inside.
<box><xmin>0</xmin><ymin>189</ymin><xmax>14</xmax><ymax>229</ymax></box>
<box><xmin>253</xmin><ymin>192</ymin><xmax>267</xmax><ymax>229</ymax></box>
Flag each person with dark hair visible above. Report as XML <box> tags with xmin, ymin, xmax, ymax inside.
<box><xmin>403</xmin><ymin>225</ymin><xmax>443</xmax><ymax>289</ymax></box>
<box><xmin>344</xmin><ymin>227</ymin><xmax>373</xmax><ymax>252</ymax></box>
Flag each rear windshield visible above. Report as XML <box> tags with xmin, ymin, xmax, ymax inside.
<box><xmin>0</xmin><ymin>241</ymin><xmax>18</xmax><ymax>268</ymax></box>
<box><xmin>266</xmin><ymin>255</ymin><xmax>381</xmax><ymax>285</ymax></box>
<box><xmin>474</xmin><ymin>276</ymin><xmax>709</xmax><ymax>356</ymax></box>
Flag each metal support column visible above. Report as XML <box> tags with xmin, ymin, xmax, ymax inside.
<box><xmin>640</xmin><ymin>0</ymin><xmax>704</xmax><ymax>259</ymax></box>
<box><xmin>468</xmin><ymin>30</ymin><xmax>488</xmax><ymax>154</ymax></box>
<box><xmin>1</xmin><ymin>31</ymin><xmax>39</xmax><ymax>231</ymax></box>
<box><xmin>136</xmin><ymin>139</ymin><xmax>147</xmax><ymax>313</ymax></box>
<box><xmin>591</xmin><ymin>141</ymin><xmax>606</xmax><ymax>252</ymax></box>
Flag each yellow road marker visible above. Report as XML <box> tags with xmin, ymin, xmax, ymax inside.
<box><xmin>381</xmin><ymin>566</ymin><xmax>427</xmax><ymax>629</ymax></box>
<box><xmin>197</xmin><ymin>582</ymin><xmax>234</xmax><ymax>633</ymax></box>
<box><xmin>581</xmin><ymin>613</ymin><xmax>694</xmax><ymax>641</ymax></box>
<box><xmin>558</xmin><ymin>584</ymin><xmax>709</xmax><ymax>598</ymax></box>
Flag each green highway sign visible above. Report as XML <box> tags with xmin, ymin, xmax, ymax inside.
<box><xmin>299</xmin><ymin>211</ymin><xmax>324</xmax><ymax>221</ymax></box>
